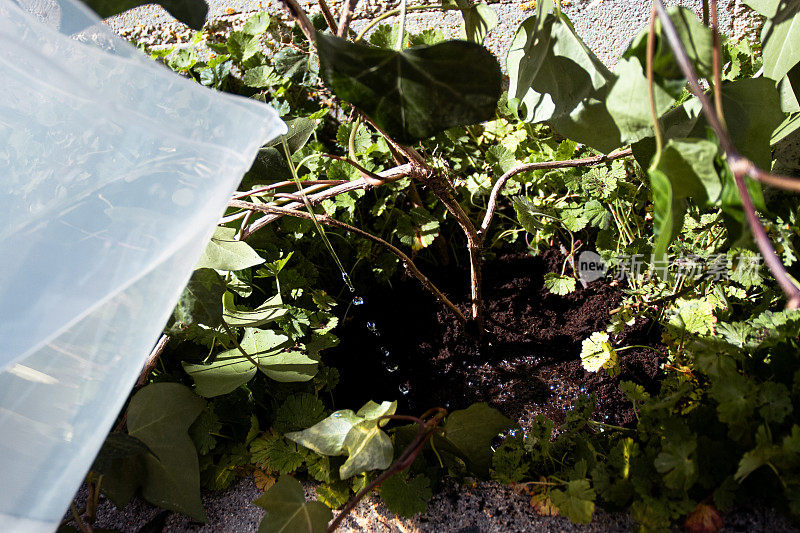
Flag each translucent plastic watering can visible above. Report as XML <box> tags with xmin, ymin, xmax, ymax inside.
<box><xmin>0</xmin><ymin>1</ymin><xmax>286</xmax><ymax>529</ymax></box>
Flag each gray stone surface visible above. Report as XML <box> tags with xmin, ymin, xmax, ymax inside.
<box><xmin>106</xmin><ymin>0</ymin><xmax>763</xmax><ymax>66</ymax></box>
<box><xmin>70</xmin><ymin>476</ymin><xmax>798</xmax><ymax>532</ymax></box>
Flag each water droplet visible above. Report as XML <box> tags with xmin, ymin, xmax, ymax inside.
<box><xmin>352</xmin><ymin>296</ymin><xmax>364</xmax><ymax>306</ymax></box>
<box><xmin>508</xmin><ymin>429</ymin><xmax>517</xmax><ymax>437</ymax></box>
<box><xmin>332</xmin><ymin>412</ymin><xmax>341</xmax><ymax>418</ymax></box>
<box><xmin>399</xmin><ymin>384</ymin><xmax>410</xmax><ymax>395</ymax></box>
<box><xmin>467</xmin><ymin>381</ymin><xmax>475</xmax><ymax>387</ymax></box>
<box><xmin>341</xmin><ymin>272</ymin><xmax>355</xmax><ymax>292</ymax></box>
<box><xmin>366</xmin><ymin>321</ymin><xmax>378</xmax><ymax>335</ymax></box>
<box><xmin>381</xmin><ymin>348</ymin><xmax>391</xmax><ymax>358</ymax></box>
<box><xmin>384</xmin><ymin>363</ymin><xmax>399</xmax><ymax>373</ymax></box>
<box><xmin>549</xmin><ymin>385</ymin><xmax>555</xmax><ymax>391</ymax></box>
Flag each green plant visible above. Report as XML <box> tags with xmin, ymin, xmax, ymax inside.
<box><xmin>62</xmin><ymin>0</ymin><xmax>800</xmax><ymax>531</ymax></box>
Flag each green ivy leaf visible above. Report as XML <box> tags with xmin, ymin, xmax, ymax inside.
<box><xmin>339</xmin><ymin>419</ymin><xmax>394</xmax><ymax>479</ymax></box>
<box><xmin>550</xmin><ymin>479</ymin><xmax>596</xmax><ymax>524</ymax></box>
<box><xmin>507</xmin><ymin>9</ymin><xmax>621</xmax><ymax>152</ymax></box>
<box><xmin>286</xmin><ymin>401</ymin><xmax>397</xmax><ymax>479</ymax></box>
<box><xmin>623</xmin><ymin>7</ymin><xmax>713</xmax><ymax>90</ymax></box>
<box><xmin>379</xmin><ymin>473</ymin><xmax>433</xmax><ymax>517</ymax></box>
<box><xmin>253</xmin><ymin>476</ymin><xmax>332</xmax><ymax>533</ymax></box>
<box><xmin>196</xmin><ymin>227</ymin><xmax>264</xmax><ymax>271</ymax></box>
<box><xmin>649</xmin><ymin>138</ymin><xmax>720</xmax><ymax>258</ymax></box>
<box><xmin>222</xmin><ymin>292</ymin><xmax>286</xmax><ymax>327</ymax></box>
<box><xmin>460</xmin><ymin>2</ymin><xmax>498</xmax><ymax>45</ymax></box>
<box><xmin>91</xmin><ymin>433</ymin><xmax>155</xmax><ymax>477</ymax></box>
<box><xmin>172</xmin><ymin>268</ymin><xmax>226</xmax><ymax>328</ymax></box>
<box><xmin>606</xmin><ymin>56</ymin><xmax>676</xmax><ymax>144</ymax></box>
<box><xmin>442</xmin><ymin>403</ymin><xmax>514</xmax><ymax>476</ymax></box>
<box><xmin>127</xmin><ymin>383</ymin><xmax>207</xmax><ymax>521</ymax></box>
<box><xmin>758</xmin><ymin>0</ymin><xmax>800</xmax><ymax>82</ymax></box>
<box><xmin>81</xmin><ymin>0</ymin><xmax>207</xmax><ymax>30</ymax></box>
<box><xmin>183</xmin><ymin>328</ymin><xmax>317</xmax><ymax>397</ymax></box>
<box><xmin>316</xmin><ymin>33</ymin><xmax>502</xmax><ymax>143</ymax></box>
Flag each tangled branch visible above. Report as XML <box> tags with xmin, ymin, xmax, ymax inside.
<box><xmin>651</xmin><ymin>0</ymin><xmax>800</xmax><ymax>308</ymax></box>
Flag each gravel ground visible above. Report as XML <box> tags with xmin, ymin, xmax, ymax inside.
<box><xmin>70</xmin><ymin>475</ymin><xmax>798</xmax><ymax>532</ymax></box>
<box><xmin>105</xmin><ymin>0</ymin><xmax>763</xmax><ymax>67</ymax></box>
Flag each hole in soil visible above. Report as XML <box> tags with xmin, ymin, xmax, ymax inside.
<box><xmin>326</xmin><ymin>248</ymin><xmax>663</xmax><ymax>432</ymax></box>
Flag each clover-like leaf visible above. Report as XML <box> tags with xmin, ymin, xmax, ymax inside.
<box><xmin>550</xmin><ymin>479</ymin><xmax>595</xmax><ymax>524</ymax></box>
<box><xmin>317</xmin><ymin>33</ymin><xmax>502</xmax><ymax>143</ymax></box>
<box><xmin>379</xmin><ymin>473</ymin><xmax>433</xmax><ymax>517</ymax></box>
<box><xmin>580</xmin><ymin>331</ymin><xmax>618</xmax><ymax>374</ymax></box>
<box><xmin>253</xmin><ymin>476</ymin><xmax>332</xmax><ymax>533</ymax></box>
<box><xmin>544</xmin><ymin>273</ymin><xmax>576</xmax><ymax>296</ymax></box>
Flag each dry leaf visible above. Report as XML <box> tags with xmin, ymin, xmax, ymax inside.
<box><xmin>254</xmin><ymin>469</ymin><xmax>276</xmax><ymax>492</ymax></box>
<box><xmin>530</xmin><ymin>492</ymin><xmax>559</xmax><ymax>517</ymax></box>
<box><xmin>684</xmin><ymin>502</ymin><xmax>723</xmax><ymax>533</ymax></box>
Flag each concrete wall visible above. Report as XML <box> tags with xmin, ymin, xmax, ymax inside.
<box><xmin>107</xmin><ymin>0</ymin><xmax>763</xmax><ymax>66</ymax></box>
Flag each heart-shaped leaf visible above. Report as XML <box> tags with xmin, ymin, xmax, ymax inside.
<box><xmin>222</xmin><ymin>292</ymin><xmax>286</xmax><ymax>327</ymax></box>
<box><xmin>196</xmin><ymin>227</ymin><xmax>264</xmax><ymax>271</ymax></box>
<box><xmin>253</xmin><ymin>476</ymin><xmax>332</xmax><ymax>533</ymax></box>
<box><xmin>183</xmin><ymin>328</ymin><xmax>318</xmax><ymax>396</ymax></box>
<box><xmin>286</xmin><ymin>400</ymin><xmax>397</xmax><ymax>478</ymax></box>
<box><xmin>316</xmin><ymin>33</ymin><xmax>502</xmax><ymax>144</ymax></box>
<box><xmin>441</xmin><ymin>403</ymin><xmax>513</xmax><ymax>476</ymax></box>
<box><xmin>172</xmin><ymin>268</ymin><xmax>226</xmax><ymax>328</ymax></box>
<box><xmin>126</xmin><ymin>383</ymin><xmax>207</xmax><ymax>521</ymax></box>
<box><xmin>81</xmin><ymin>0</ymin><xmax>208</xmax><ymax>30</ymax></box>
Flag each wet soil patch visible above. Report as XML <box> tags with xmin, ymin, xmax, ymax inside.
<box><xmin>326</xmin><ymin>248</ymin><xmax>664</xmax><ymax>431</ymax></box>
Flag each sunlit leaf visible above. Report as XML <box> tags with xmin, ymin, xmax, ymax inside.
<box><xmin>196</xmin><ymin>227</ymin><xmax>264</xmax><ymax>271</ymax></box>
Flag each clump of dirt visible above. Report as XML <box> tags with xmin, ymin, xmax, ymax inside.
<box><xmin>326</xmin><ymin>248</ymin><xmax>663</xmax><ymax>432</ymax></box>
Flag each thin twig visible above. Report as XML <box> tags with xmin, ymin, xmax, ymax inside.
<box><xmin>647</xmin><ymin>6</ymin><xmax>663</xmax><ymax>155</ymax></box>
<box><xmin>710</xmin><ymin>0</ymin><xmax>726</xmax><ymax>129</ymax></box>
<box><xmin>652</xmin><ymin>0</ymin><xmax>800</xmax><ymax>308</ymax></box>
<box><xmin>278</xmin><ymin>0</ymin><xmax>315</xmax><ymax>41</ymax></box>
<box><xmin>478</xmin><ymin>148</ymin><xmax>634</xmax><ymax>236</ymax></box>
<box><xmin>327</xmin><ymin>409</ymin><xmax>446</xmax><ymax>532</ymax></box>
<box><xmin>230</xmin><ymin>200</ymin><xmax>468</xmax><ymax>324</ymax></box>
<box><xmin>136</xmin><ymin>334</ymin><xmax>170</xmax><ymax>387</ymax></box>
<box><xmin>239</xmin><ymin>164</ymin><xmax>413</xmax><ymax>238</ymax></box>
<box><xmin>337</xmin><ymin>0</ymin><xmax>359</xmax><ymax>37</ymax></box>
<box><xmin>71</xmin><ymin>502</ymin><xmax>92</xmax><ymax>533</ymax></box>
<box><xmin>317</xmin><ymin>0</ymin><xmax>339</xmax><ymax>33</ymax></box>
<box><xmin>233</xmin><ymin>180</ymin><xmax>346</xmax><ymax>200</ymax></box>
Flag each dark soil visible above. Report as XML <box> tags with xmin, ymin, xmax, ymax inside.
<box><xmin>326</xmin><ymin>248</ymin><xmax>664</xmax><ymax>432</ymax></box>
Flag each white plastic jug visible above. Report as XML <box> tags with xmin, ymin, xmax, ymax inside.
<box><xmin>0</xmin><ymin>1</ymin><xmax>286</xmax><ymax>529</ymax></box>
